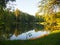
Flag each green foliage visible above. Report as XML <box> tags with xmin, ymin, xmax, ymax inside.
<box><xmin>0</xmin><ymin>9</ymin><xmax>37</xmax><ymax>40</ymax></box>
<box><xmin>55</xmin><ymin>12</ymin><xmax>60</xmax><ymax>18</ymax></box>
<box><xmin>35</xmin><ymin>24</ymin><xmax>44</xmax><ymax>30</ymax></box>
<box><xmin>0</xmin><ymin>0</ymin><xmax>15</xmax><ymax>8</ymax></box>
<box><xmin>0</xmin><ymin>7</ymin><xmax>45</xmax><ymax>40</ymax></box>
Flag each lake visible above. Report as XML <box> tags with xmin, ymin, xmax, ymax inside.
<box><xmin>10</xmin><ymin>30</ymin><xmax>50</xmax><ymax>40</ymax></box>
<box><xmin>0</xmin><ymin>24</ymin><xmax>50</xmax><ymax>40</ymax></box>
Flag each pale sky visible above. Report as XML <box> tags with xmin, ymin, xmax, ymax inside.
<box><xmin>15</xmin><ymin>0</ymin><xmax>40</xmax><ymax>16</ymax></box>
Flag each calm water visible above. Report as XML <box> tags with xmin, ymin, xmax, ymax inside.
<box><xmin>0</xmin><ymin>24</ymin><xmax>50</xmax><ymax>40</ymax></box>
<box><xmin>10</xmin><ymin>30</ymin><xmax>50</xmax><ymax>40</ymax></box>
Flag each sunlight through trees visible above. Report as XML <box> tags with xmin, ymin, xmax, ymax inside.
<box><xmin>36</xmin><ymin>0</ymin><xmax>60</xmax><ymax>31</ymax></box>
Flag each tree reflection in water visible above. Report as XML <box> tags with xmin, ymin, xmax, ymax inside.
<box><xmin>0</xmin><ymin>24</ymin><xmax>44</xmax><ymax>40</ymax></box>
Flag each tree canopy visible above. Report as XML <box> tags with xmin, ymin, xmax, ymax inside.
<box><xmin>0</xmin><ymin>0</ymin><xmax>15</xmax><ymax>8</ymax></box>
<box><xmin>38</xmin><ymin>0</ymin><xmax>60</xmax><ymax>15</ymax></box>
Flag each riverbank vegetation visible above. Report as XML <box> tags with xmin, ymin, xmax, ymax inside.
<box><xmin>0</xmin><ymin>0</ymin><xmax>60</xmax><ymax>45</ymax></box>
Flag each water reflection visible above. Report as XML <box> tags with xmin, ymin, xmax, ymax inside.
<box><xmin>10</xmin><ymin>30</ymin><xmax>50</xmax><ymax>40</ymax></box>
<box><xmin>0</xmin><ymin>24</ymin><xmax>46</xmax><ymax>40</ymax></box>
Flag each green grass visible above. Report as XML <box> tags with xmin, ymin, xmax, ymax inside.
<box><xmin>0</xmin><ymin>32</ymin><xmax>60</xmax><ymax>45</ymax></box>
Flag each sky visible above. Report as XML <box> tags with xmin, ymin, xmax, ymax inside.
<box><xmin>15</xmin><ymin>0</ymin><xmax>40</xmax><ymax>16</ymax></box>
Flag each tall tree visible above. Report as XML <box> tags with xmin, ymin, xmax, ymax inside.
<box><xmin>38</xmin><ymin>0</ymin><xmax>60</xmax><ymax>14</ymax></box>
<box><xmin>37</xmin><ymin>0</ymin><xmax>60</xmax><ymax>31</ymax></box>
<box><xmin>0</xmin><ymin>0</ymin><xmax>15</xmax><ymax>8</ymax></box>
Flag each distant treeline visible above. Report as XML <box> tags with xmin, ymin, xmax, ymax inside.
<box><xmin>0</xmin><ymin>10</ymin><xmax>44</xmax><ymax>32</ymax></box>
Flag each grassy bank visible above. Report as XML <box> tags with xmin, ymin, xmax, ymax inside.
<box><xmin>0</xmin><ymin>32</ymin><xmax>60</xmax><ymax>45</ymax></box>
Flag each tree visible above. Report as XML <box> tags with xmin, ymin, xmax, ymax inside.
<box><xmin>14</xmin><ymin>8</ymin><xmax>20</xmax><ymax>17</ymax></box>
<box><xmin>0</xmin><ymin>0</ymin><xmax>15</xmax><ymax>8</ymax></box>
<box><xmin>37</xmin><ymin>0</ymin><xmax>60</xmax><ymax>31</ymax></box>
<box><xmin>0</xmin><ymin>0</ymin><xmax>15</xmax><ymax>16</ymax></box>
<box><xmin>38</xmin><ymin>0</ymin><xmax>60</xmax><ymax>15</ymax></box>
